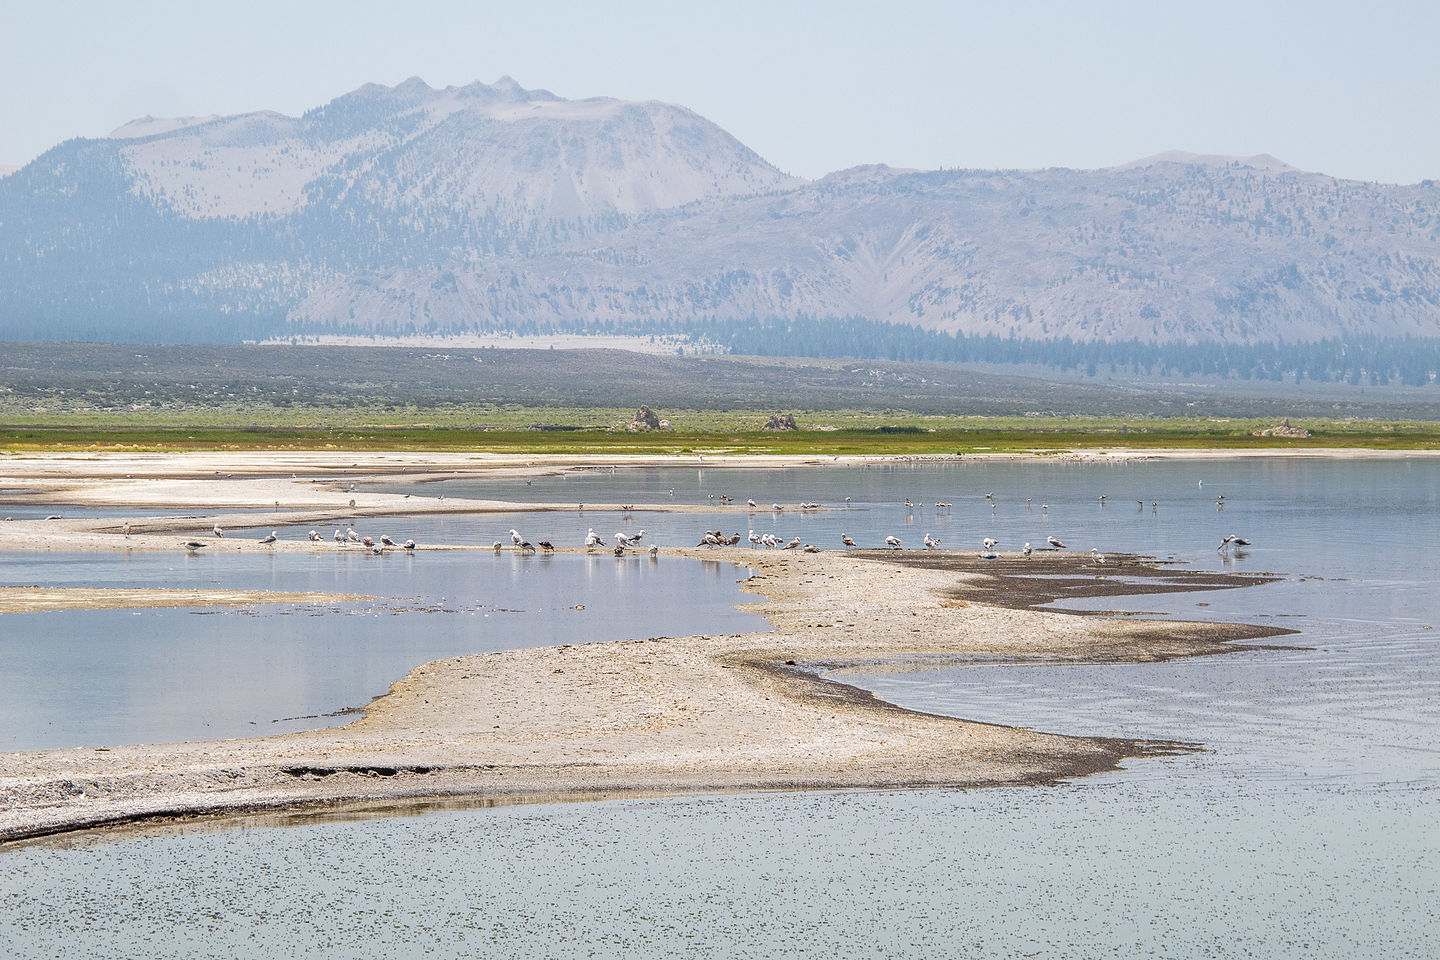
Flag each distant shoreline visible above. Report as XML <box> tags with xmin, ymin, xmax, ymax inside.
<box><xmin>255</xmin><ymin>332</ymin><xmax>726</xmax><ymax>355</ymax></box>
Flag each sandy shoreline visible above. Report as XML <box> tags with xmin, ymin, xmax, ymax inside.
<box><xmin>0</xmin><ymin>451</ymin><xmax>1296</xmax><ymax>844</ymax></box>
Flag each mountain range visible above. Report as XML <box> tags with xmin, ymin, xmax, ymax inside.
<box><xmin>1</xmin><ymin>76</ymin><xmax>1438</xmax><ymax>365</ymax></box>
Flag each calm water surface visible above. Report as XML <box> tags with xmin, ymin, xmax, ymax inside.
<box><xmin>0</xmin><ymin>552</ymin><xmax>764</xmax><ymax>749</ymax></box>
<box><xmin>2</xmin><ymin>458</ymin><xmax>1437</xmax><ymax>958</ymax></box>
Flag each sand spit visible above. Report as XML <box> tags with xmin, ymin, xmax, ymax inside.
<box><xmin>0</xmin><ymin>545</ymin><xmax>1288</xmax><ymax>846</ymax></box>
<box><xmin>0</xmin><ymin>450</ymin><xmax>1296</xmax><ymax>844</ymax></box>
<box><xmin>0</xmin><ymin>586</ymin><xmax>369</xmax><ymax>615</ymax></box>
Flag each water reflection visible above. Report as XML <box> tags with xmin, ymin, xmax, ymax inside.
<box><xmin>0</xmin><ymin>553</ymin><xmax>764</xmax><ymax>751</ymax></box>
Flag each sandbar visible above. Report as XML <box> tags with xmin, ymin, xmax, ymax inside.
<box><xmin>0</xmin><ymin>451</ymin><xmax>1293</xmax><ymax>844</ymax></box>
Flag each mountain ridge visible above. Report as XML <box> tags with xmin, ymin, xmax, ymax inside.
<box><xmin>1</xmin><ymin>77</ymin><xmax>1437</xmax><ymax>357</ymax></box>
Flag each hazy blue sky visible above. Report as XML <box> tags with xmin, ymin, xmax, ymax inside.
<box><xmin>2</xmin><ymin>0</ymin><xmax>1436</xmax><ymax>183</ymax></box>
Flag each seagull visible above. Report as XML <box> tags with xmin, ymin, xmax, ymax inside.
<box><xmin>347</xmin><ymin>527</ymin><xmax>360</xmax><ymax>543</ymax></box>
<box><xmin>885</xmin><ymin>536</ymin><xmax>902</xmax><ymax>550</ymax></box>
<box><xmin>761</xmin><ymin>533</ymin><xmax>779</xmax><ymax>549</ymax></box>
<box><xmin>630</xmin><ymin>529</ymin><xmax>646</xmax><ymax>545</ymax></box>
<box><xmin>510</xmin><ymin>529</ymin><xmax>524</xmax><ymax>548</ymax></box>
<box><xmin>403</xmin><ymin>539</ymin><xmax>416</xmax><ymax>550</ymax></box>
<box><xmin>380</xmin><ymin>535</ymin><xmax>396</xmax><ymax>546</ymax></box>
<box><xmin>585</xmin><ymin>529</ymin><xmax>605</xmax><ymax>549</ymax></box>
<box><xmin>1022</xmin><ymin>542</ymin><xmax>1032</xmax><ymax>559</ymax></box>
<box><xmin>308</xmin><ymin>529</ymin><xmax>321</xmax><ymax>542</ymax></box>
<box><xmin>698</xmin><ymin>531</ymin><xmax>723</xmax><ymax>547</ymax></box>
<box><xmin>783</xmin><ymin>537</ymin><xmax>802</xmax><ymax>550</ymax></box>
<box><xmin>1090</xmin><ymin>548</ymin><xmax>1107</xmax><ymax>565</ymax></box>
<box><xmin>615</xmin><ymin>530</ymin><xmax>635</xmax><ymax>547</ymax></box>
<box><xmin>259</xmin><ymin>531</ymin><xmax>277</xmax><ymax>545</ymax></box>
<box><xmin>648</xmin><ymin>544</ymin><xmax>659</xmax><ymax>557</ymax></box>
<box><xmin>841</xmin><ymin>533</ymin><xmax>857</xmax><ymax>548</ymax></box>
<box><xmin>362</xmin><ymin>536</ymin><xmax>375</xmax><ymax>547</ymax></box>
<box><xmin>334</xmin><ymin>528</ymin><xmax>345</xmax><ymax>544</ymax></box>
<box><xmin>519</xmin><ymin>538</ymin><xmax>536</xmax><ymax>552</ymax></box>
<box><xmin>1047</xmin><ymin>536</ymin><xmax>1066</xmax><ymax>549</ymax></box>
<box><xmin>748</xmin><ymin>529</ymin><xmax>762</xmax><ymax>548</ymax></box>
<box><xmin>803</xmin><ymin>544</ymin><xmax>820</xmax><ymax>553</ymax></box>
<box><xmin>773</xmin><ymin>504</ymin><xmax>783</xmax><ymax>513</ymax></box>
<box><xmin>982</xmin><ymin>537</ymin><xmax>998</xmax><ymax>550</ymax></box>
<box><xmin>371</xmin><ymin>544</ymin><xmax>383</xmax><ymax>555</ymax></box>
<box><xmin>212</xmin><ymin>524</ymin><xmax>224</xmax><ymax>538</ymax></box>
<box><xmin>182</xmin><ymin>540</ymin><xmax>207</xmax><ymax>552</ymax></box>
<box><xmin>493</xmin><ymin>541</ymin><xmax>503</xmax><ymax>552</ymax></box>
<box><xmin>747</xmin><ymin>499</ymin><xmax>757</xmax><ymax>508</ymax></box>
<box><xmin>924</xmin><ymin>533</ymin><xmax>940</xmax><ymax>550</ymax></box>
<box><xmin>123</xmin><ymin>522</ymin><xmax>131</xmax><ymax>539</ymax></box>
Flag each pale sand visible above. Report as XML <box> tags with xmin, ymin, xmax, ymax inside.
<box><xmin>0</xmin><ymin>586</ymin><xmax>368</xmax><ymax>615</ymax></box>
<box><xmin>0</xmin><ymin>451</ymin><xmax>1294</xmax><ymax>843</ymax></box>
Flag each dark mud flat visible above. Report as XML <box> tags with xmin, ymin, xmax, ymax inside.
<box><xmin>855</xmin><ymin>550</ymin><xmax>1299</xmax><ymax>661</ymax></box>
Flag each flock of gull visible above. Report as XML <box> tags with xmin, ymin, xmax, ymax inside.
<box><xmin>178</xmin><ymin>493</ymin><xmax>1250</xmax><ymax>564</ymax></box>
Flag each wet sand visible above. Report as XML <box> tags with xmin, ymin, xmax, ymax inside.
<box><xmin>0</xmin><ymin>452</ymin><xmax>1294</xmax><ymax>844</ymax></box>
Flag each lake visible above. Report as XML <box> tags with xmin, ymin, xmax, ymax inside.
<box><xmin>1</xmin><ymin>456</ymin><xmax>1437</xmax><ymax>958</ymax></box>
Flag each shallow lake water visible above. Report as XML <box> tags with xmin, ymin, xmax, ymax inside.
<box><xmin>2</xmin><ymin>457</ymin><xmax>1438</xmax><ymax>957</ymax></box>
<box><xmin>0</xmin><ymin>551</ymin><xmax>765</xmax><ymax>749</ymax></box>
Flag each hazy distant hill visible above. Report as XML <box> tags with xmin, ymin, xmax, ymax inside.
<box><xmin>1</xmin><ymin>77</ymin><xmax>1438</xmax><ymax>372</ymax></box>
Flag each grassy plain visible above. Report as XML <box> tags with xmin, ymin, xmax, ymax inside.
<box><xmin>3</xmin><ymin>342</ymin><xmax>1438</xmax><ymax>453</ymax></box>
<box><xmin>3</xmin><ymin>410</ymin><xmax>1438</xmax><ymax>455</ymax></box>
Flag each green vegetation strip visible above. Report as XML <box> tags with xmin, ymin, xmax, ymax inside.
<box><xmin>3</xmin><ymin>410</ymin><xmax>1438</xmax><ymax>454</ymax></box>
